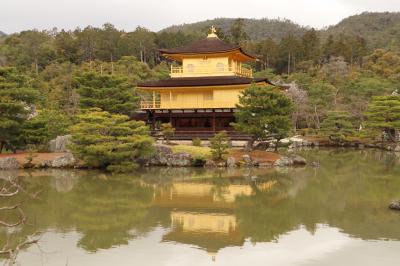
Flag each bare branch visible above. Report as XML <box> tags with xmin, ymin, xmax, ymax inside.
<box><xmin>0</xmin><ymin>206</ymin><xmax>26</xmax><ymax>227</ymax></box>
<box><xmin>0</xmin><ymin>204</ymin><xmax>21</xmax><ymax>211</ymax></box>
<box><xmin>0</xmin><ymin>188</ymin><xmax>19</xmax><ymax>197</ymax></box>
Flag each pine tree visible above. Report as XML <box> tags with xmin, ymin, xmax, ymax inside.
<box><xmin>73</xmin><ymin>71</ymin><xmax>139</xmax><ymax>117</ymax></box>
<box><xmin>0</xmin><ymin>67</ymin><xmax>38</xmax><ymax>152</ymax></box>
<box><xmin>320</xmin><ymin>111</ymin><xmax>355</xmax><ymax>144</ymax></box>
<box><xmin>230</xmin><ymin>18</ymin><xmax>248</xmax><ymax>45</ymax></box>
<box><xmin>209</xmin><ymin>131</ymin><xmax>230</xmax><ymax>160</ymax></box>
<box><xmin>69</xmin><ymin>108</ymin><xmax>154</xmax><ymax>172</ymax></box>
<box><xmin>160</xmin><ymin>123</ymin><xmax>175</xmax><ymax>144</ymax></box>
<box><xmin>232</xmin><ymin>86</ymin><xmax>293</xmax><ymax>151</ymax></box>
<box><xmin>22</xmin><ymin>109</ymin><xmax>71</xmax><ymax>149</ymax></box>
<box><xmin>364</xmin><ymin>95</ymin><xmax>400</xmax><ymax>142</ymax></box>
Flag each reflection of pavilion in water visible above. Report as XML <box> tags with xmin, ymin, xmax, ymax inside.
<box><xmin>151</xmin><ymin>179</ymin><xmax>277</xmax><ymax>258</ymax></box>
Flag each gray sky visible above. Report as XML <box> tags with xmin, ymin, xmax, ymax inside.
<box><xmin>1</xmin><ymin>0</ymin><xmax>400</xmax><ymax>33</ymax></box>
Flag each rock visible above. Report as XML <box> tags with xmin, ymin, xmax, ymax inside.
<box><xmin>254</xmin><ymin>142</ymin><xmax>269</xmax><ymax>151</ymax></box>
<box><xmin>167</xmin><ymin>152</ymin><xmax>192</xmax><ymax>167</ymax></box>
<box><xmin>205</xmin><ymin>160</ymin><xmax>217</xmax><ymax>168</ymax></box>
<box><xmin>242</xmin><ymin>155</ymin><xmax>252</xmax><ymax>167</ymax></box>
<box><xmin>394</xmin><ymin>145</ymin><xmax>400</xmax><ymax>152</ymax></box>
<box><xmin>226</xmin><ymin>157</ymin><xmax>236</xmax><ymax>168</ymax></box>
<box><xmin>312</xmin><ymin>142</ymin><xmax>320</xmax><ymax>147</ymax></box>
<box><xmin>389</xmin><ymin>201</ymin><xmax>400</xmax><ymax>210</ymax></box>
<box><xmin>192</xmin><ymin>157</ymin><xmax>206</xmax><ymax>167</ymax></box>
<box><xmin>51</xmin><ymin>153</ymin><xmax>76</xmax><ymax>168</ymax></box>
<box><xmin>38</xmin><ymin>160</ymin><xmax>52</xmax><ymax>168</ymax></box>
<box><xmin>148</xmin><ymin>144</ymin><xmax>173</xmax><ymax>166</ymax></box>
<box><xmin>216</xmin><ymin>161</ymin><xmax>227</xmax><ymax>167</ymax></box>
<box><xmin>310</xmin><ymin>161</ymin><xmax>320</xmax><ymax>167</ymax></box>
<box><xmin>273</xmin><ymin>156</ymin><xmax>293</xmax><ymax>167</ymax></box>
<box><xmin>49</xmin><ymin>135</ymin><xmax>71</xmax><ymax>152</ymax></box>
<box><xmin>0</xmin><ymin>158</ymin><xmax>19</xmax><ymax>170</ymax></box>
<box><xmin>258</xmin><ymin>162</ymin><xmax>273</xmax><ymax>168</ymax></box>
<box><xmin>290</xmin><ymin>154</ymin><xmax>307</xmax><ymax>165</ymax></box>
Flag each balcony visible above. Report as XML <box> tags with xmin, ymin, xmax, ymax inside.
<box><xmin>170</xmin><ymin>65</ymin><xmax>253</xmax><ymax>78</ymax></box>
<box><xmin>140</xmin><ymin>100</ymin><xmax>237</xmax><ymax>110</ymax></box>
<box><xmin>140</xmin><ymin>100</ymin><xmax>161</xmax><ymax>109</ymax></box>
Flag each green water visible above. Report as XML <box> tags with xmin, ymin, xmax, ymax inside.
<box><xmin>1</xmin><ymin>149</ymin><xmax>400</xmax><ymax>266</ymax></box>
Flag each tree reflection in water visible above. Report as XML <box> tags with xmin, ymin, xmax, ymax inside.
<box><xmin>0</xmin><ymin>149</ymin><xmax>399</xmax><ymax>260</ymax></box>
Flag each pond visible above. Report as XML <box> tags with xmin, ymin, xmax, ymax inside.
<box><xmin>1</xmin><ymin>149</ymin><xmax>400</xmax><ymax>266</ymax></box>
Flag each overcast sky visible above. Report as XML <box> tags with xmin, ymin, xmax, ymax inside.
<box><xmin>2</xmin><ymin>0</ymin><xmax>400</xmax><ymax>34</ymax></box>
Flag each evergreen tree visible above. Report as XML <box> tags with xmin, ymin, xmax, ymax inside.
<box><xmin>320</xmin><ymin>111</ymin><xmax>355</xmax><ymax>144</ymax></box>
<box><xmin>0</xmin><ymin>67</ymin><xmax>38</xmax><ymax>152</ymax></box>
<box><xmin>233</xmin><ymin>86</ymin><xmax>293</xmax><ymax>151</ymax></box>
<box><xmin>209</xmin><ymin>131</ymin><xmax>230</xmax><ymax>160</ymax></box>
<box><xmin>69</xmin><ymin>108</ymin><xmax>154</xmax><ymax>172</ymax></box>
<box><xmin>54</xmin><ymin>30</ymin><xmax>80</xmax><ymax>64</ymax></box>
<box><xmin>256</xmin><ymin>37</ymin><xmax>278</xmax><ymax>70</ymax></box>
<box><xmin>74</xmin><ymin>71</ymin><xmax>139</xmax><ymax>117</ymax></box>
<box><xmin>364</xmin><ymin>95</ymin><xmax>400</xmax><ymax>142</ymax></box>
<box><xmin>22</xmin><ymin>109</ymin><xmax>71</xmax><ymax>149</ymax></box>
<box><xmin>278</xmin><ymin>33</ymin><xmax>301</xmax><ymax>75</ymax></box>
<box><xmin>160</xmin><ymin>123</ymin><xmax>175</xmax><ymax>144</ymax></box>
<box><xmin>230</xmin><ymin>18</ymin><xmax>248</xmax><ymax>45</ymax></box>
<box><xmin>301</xmin><ymin>28</ymin><xmax>321</xmax><ymax>62</ymax></box>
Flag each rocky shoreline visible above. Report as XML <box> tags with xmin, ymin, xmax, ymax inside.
<box><xmin>0</xmin><ymin>144</ymin><xmax>308</xmax><ymax>170</ymax></box>
<box><xmin>389</xmin><ymin>201</ymin><xmax>400</xmax><ymax>211</ymax></box>
<box><xmin>0</xmin><ymin>134</ymin><xmax>399</xmax><ymax>171</ymax></box>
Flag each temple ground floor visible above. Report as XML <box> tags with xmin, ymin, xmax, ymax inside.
<box><xmin>134</xmin><ymin>109</ymin><xmax>251</xmax><ymax>140</ymax></box>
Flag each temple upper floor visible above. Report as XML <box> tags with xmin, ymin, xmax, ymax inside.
<box><xmin>159</xmin><ymin>26</ymin><xmax>256</xmax><ymax>78</ymax></box>
<box><xmin>170</xmin><ymin>56</ymin><xmax>253</xmax><ymax>78</ymax></box>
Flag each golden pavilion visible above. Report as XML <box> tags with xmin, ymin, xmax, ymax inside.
<box><xmin>137</xmin><ymin>26</ymin><xmax>274</xmax><ymax>139</ymax></box>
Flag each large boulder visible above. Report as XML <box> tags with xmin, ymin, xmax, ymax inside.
<box><xmin>226</xmin><ymin>157</ymin><xmax>237</xmax><ymax>168</ymax></box>
<box><xmin>394</xmin><ymin>145</ymin><xmax>400</xmax><ymax>152</ymax></box>
<box><xmin>273</xmin><ymin>156</ymin><xmax>293</xmax><ymax>167</ymax></box>
<box><xmin>389</xmin><ymin>201</ymin><xmax>400</xmax><ymax>211</ymax></box>
<box><xmin>49</xmin><ymin>135</ymin><xmax>71</xmax><ymax>152</ymax></box>
<box><xmin>51</xmin><ymin>153</ymin><xmax>76</xmax><ymax>168</ymax></box>
<box><xmin>0</xmin><ymin>158</ymin><xmax>19</xmax><ymax>170</ymax></box>
<box><xmin>216</xmin><ymin>161</ymin><xmax>227</xmax><ymax>167</ymax></box>
<box><xmin>148</xmin><ymin>144</ymin><xmax>173</xmax><ymax>166</ymax></box>
<box><xmin>167</xmin><ymin>152</ymin><xmax>192</xmax><ymax>167</ymax></box>
<box><xmin>290</xmin><ymin>154</ymin><xmax>307</xmax><ymax>165</ymax></box>
<box><xmin>204</xmin><ymin>159</ymin><xmax>217</xmax><ymax>168</ymax></box>
<box><xmin>241</xmin><ymin>154</ymin><xmax>253</xmax><ymax>167</ymax></box>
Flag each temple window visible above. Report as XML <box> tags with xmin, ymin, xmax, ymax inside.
<box><xmin>203</xmin><ymin>92</ymin><xmax>213</xmax><ymax>101</ymax></box>
<box><xmin>187</xmin><ymin>64</ymin><xmax>195</xmax><ymax>73</ymax></box>
<box><xmin>216</xmin><ymin>62</ymin><xmax>225</xmax><ymax>72</ymax></box>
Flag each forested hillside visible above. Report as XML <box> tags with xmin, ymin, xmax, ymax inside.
<box><xmin>324</xmin><ymin>12</ymin><xmax>400</xmax><ymax>49</ymax></box>
<box><xmin>0</xmin><ymin>12</ymin><xmax>399</xmax><ymax>153</ymax></box>
<box><xmin>161</xmin><ymin>18</ymin><xmax>307</xmax><ymax>41</ymax></box>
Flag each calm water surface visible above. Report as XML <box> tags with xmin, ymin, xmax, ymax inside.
<box><xmin>1</xmin><ymin>149</ymin><xmax>400</xmax><ymax>266</ymax></box>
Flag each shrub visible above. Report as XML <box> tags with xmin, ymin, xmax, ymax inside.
<box><xmin>69</xmin><ymin>108</ymin><xmax>154</xmax><ymax>172</ymax></box>
<box><xmin>171</xmin><ymin>145</ymin><xmax>211</xmax><ymax>159</ymax></box>
<box><xmin>209</xmin><ymin>131</ymin><xmax>230</xmax><ymax>160</ymax></box>
<box><xmin>160</xmin><ymin>123</ymin><xmax>175</xmax><ymax>144</ymax></box>
<box><xmin>320</xmin><ymin>111</ymin><xmax>355</xmax><ymax>144</ymax></box>
<box><xmin>192</xmin><ymin>138</ymin><xmax>202</xmax><ymax>146</ymax></box>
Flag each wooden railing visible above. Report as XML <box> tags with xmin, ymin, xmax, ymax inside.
<box><xmin>140</xmin><ymin>100</ymin><xmax>236</xmax><ymax>109</ymax></box>
<box><xmin>151</xmin><ymin>130</ymin><xmax>253</xmax><ymax>140</ymax></box>
<box><xmin>170</xmin><ymin>65</ymin><xmax>252</xmax><ymax>78</ymax></box>
<box><xmin>140</xmin><ymin>101</ymin><xmax>161</xmax><ymax>109</ymax></box>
